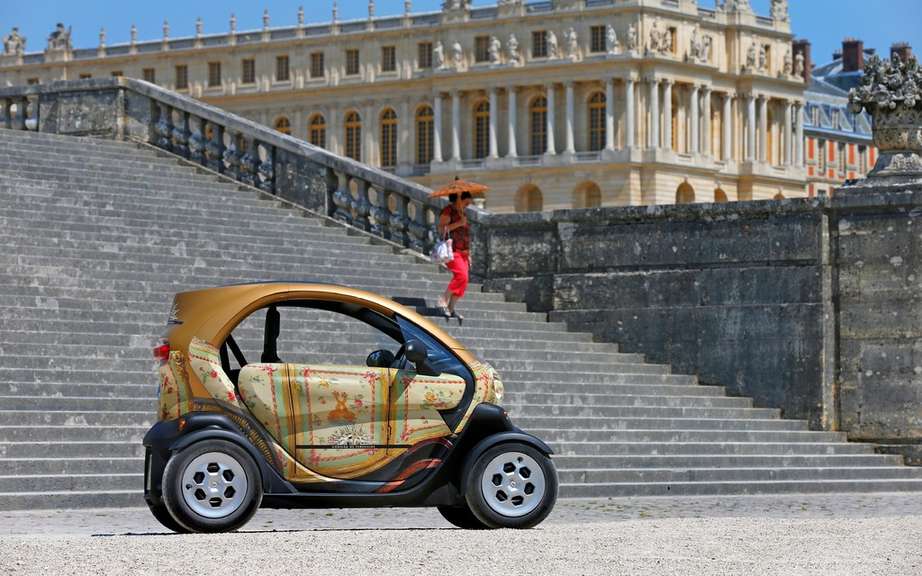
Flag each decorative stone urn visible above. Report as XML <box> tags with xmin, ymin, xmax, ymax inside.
<box><xmin>846</xmin><ymin>54</ymin><xmax>922</xmax><ymax>189</ymax></box>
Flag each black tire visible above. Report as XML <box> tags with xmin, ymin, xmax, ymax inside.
<box><xmin>437</xmin><ymin>503</ymin><xmax>491</xmax><ymax>529</ymax></box>
<box><xmin>147</xmin><ymin>500</ymin><xmax>190</xmax><ymax>534</ymax></box>
<box><xmin>161</xmin><ymin>439</ymin><xmax>263</xmax><ymax>533</ymax></box>
<box><xmin>463</xmin><ymin>442</ymin><xmax>558</xmax><ymax>529</ymax></box>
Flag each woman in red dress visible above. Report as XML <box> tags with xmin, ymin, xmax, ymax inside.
<box><xmin>437</xmin><ymin>191</ymin><xmax>473</xmax><ymax>324</ymax></box>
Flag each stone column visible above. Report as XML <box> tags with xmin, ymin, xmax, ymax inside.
<box><xmin>605</xmin><ymin>78</ymin><xmax>615</xmax><ymax>151</ymax></box>
<box><xmin>450</xmin><ymin>90</ymin><xmax>461</xmax><ymax>162</ymax></box>
<box><xmin>398</xmin><ymin>99</ymin><xmax>411</xmax><ymax>169</ymax></box>
<box><xmin>507</xmin><ymin>86</ymin><xmax>518</xmax><ymax>158</ymax></box>
<box><xmin>432</xmin><ymin>92</ymin><xmax>444</xmax><ymax>163</ymax></box>
<box><xmin>364</xmin><ymin>103</ymin><xmax>375</xmax><ymax>165</ymax></box>
<box><xmin>758</xmin><ymin>95</ymin><xmax>768</xmax><ymax>163</ymax></box>
<box><xmin>564</xmin><ymin>81</ymin><xmax>576</xmax><ymax>154</ymax></box>
<box><xmin>795</xmin><ymin>102</ymin><xmax>804</xmax><ymax>166</ymax></box>
<box><xmin>328</xmin><ymin>105</ymin><xmax>340</xmax><ymax>155</ymax></box>
<box><xmin>783</xmin><ymin>99</ymin><xmax>793</xmax><ymax>166</ymax></box>
<box><xmin>648</xmin><ymin>77</ymin><xmax>659</xmax><ymax>149</ymax></box>
<box><xmin>746</xmin><ymin>93</ymin><xmax>756</xmax><ymax>162</ymax></box>
<box><xmin>545</xmin><ymin>83</ymin><xmax>556</xmax><ymax>157</ymax></box>
<box><xmin>662</xmin><ymin>79</ymin><xmax>673</xmax><ymax>151</ymax></box>
<box><xmin>722</xmin><ymin>93</ymin><xmax>733</xmax><ymax>162</ymax></box>
<box><xmin>488</xmin><ymin>86</ymin><xmax>499</xmax><ymax>159</ymax></box>
<box><xmin>702</xmin><ymin>86</ymin><xmax>712</xmax><ymax>156</ymax></box>
<box><xmin>625</xmin><ymin>78</ymin><xmax>635</xmax><ymax>149</ymax></box>
<box><xmin>689</xmin><ymin>84</ymin><xmax>699</xmax><ymax>154</ymax></box>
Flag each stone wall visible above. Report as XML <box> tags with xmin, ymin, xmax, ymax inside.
<box><xmin>472</xmin><ymin>191</ymin><xmax>922</xmax><ymax>459</ymax></box>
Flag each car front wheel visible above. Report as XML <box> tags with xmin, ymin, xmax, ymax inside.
<box><xmin>464</xmin><ymin>442</ymin><xmax>558</xmax><ymax>529</ymax></box>
<box><xmin>161</xmin><ymin>439</ymin><xmax>262</xmax><ymax>533</ymax></box>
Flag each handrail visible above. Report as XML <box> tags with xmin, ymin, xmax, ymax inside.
<box><xmin>0</xmin><ymin>77</ymin><xmax>488</xmax><ymax>256</ymax></box>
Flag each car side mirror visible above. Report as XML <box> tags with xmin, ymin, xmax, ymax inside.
<box><xmin>405</xmin><ymin>339</ymin><xmax>428</xmax><ymax>366</ymax></box>
<box><xmin>366</xmin><ymin>349</ymin><xmax>395</xmax><ymax>368</ymax></box>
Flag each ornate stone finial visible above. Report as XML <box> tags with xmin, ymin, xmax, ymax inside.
<box><xmin>332</xmin><ymin>1</ymin><xmax>339</xmax><ymax>23</ymax></box>
<box><xmin>195</xmin><ymin>17</ymin><xmax>203</xmax><ymax>38</ymax></box>
<box><xmin>297</xmin><ymin>6</ymin><xmax>304</xmax><ymax>26</ymax></box>
<box><xmin>368</xmin><ymin>0</ymin><xmax>375</xmax><ymax>19</ymax></box>
<box><xmin>162</xmin><ymin>20</ymin><xmax>170</xmax><ymax>40</ymax></box>
<box><xmin>404</xmin><ymin>0</ymin><xmax>412</xmax><ymax>15</ymax></box>
<box><xmin>771</xmin><ymin>0</ymin><xmax>789</xmax><ymax>22</ymax></box>
<box><xmin>263</xmin><ymin>9</ymin><xmax>270</xmax><ymax>30</ymax></box>
<box><xmin>98</xmin><ymin>27</ymin><xmax>106</xmax><ymax>56</ymax></box>
<box><xmin>46</xmin><ymin>23</ymin><xmax>72</xmax><ymax>52</ymax></box>
<box><xmin>725</xmin><ymin>0</ymin><xmax>752</xmax><ymax>11</ymax></box>
<box><xmin>845</xmin><ymin>55</ymin><xmax>922</xmax><ymax>188</ymax></box>
<box><xmin>229</xmin><ymin>13</ymin><xmax>237</xmax><ymax>33</ymax></box>
<box><xmin>130</xmin><ymin>24</ymin><xmax>137</xmax><ymax>46</ymax></box>
<box><xmin>2</xmin><ymin>27</ymin><xmax>26</xmax><ymax>56</ymax></box>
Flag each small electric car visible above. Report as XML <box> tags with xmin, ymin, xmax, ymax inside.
<box><xmin>143</xmin><ymin>282</ymin><xmax>557</xmax><ymax>532</ymax></box>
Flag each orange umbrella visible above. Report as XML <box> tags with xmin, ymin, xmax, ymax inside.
<box><xmin>429</xmin><ymin>177</ymin><xmax>489</xmax><ymax>199</ymax></box>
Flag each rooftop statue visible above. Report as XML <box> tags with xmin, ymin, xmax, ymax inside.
<box><xmin>770</xmin><ymin>0</ymin><xmax>789</xmax><ymax>22</ymax></box>
<box><xmin>3</xmin><ymin>27</ymin><xmax>25</xmax><ymax>56</ymax></box>
<box><xmin>46</xmin><ymin>23</ymin><xmax>72</xmax><ymax>52</ymax></box>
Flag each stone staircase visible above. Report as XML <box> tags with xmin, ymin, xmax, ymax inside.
<box><xmin>1</xmin><ymin>127</ymin><xmax>921</xmax><ymax>510</ymax></box>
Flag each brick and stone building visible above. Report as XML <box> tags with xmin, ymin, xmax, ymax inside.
<box><xmin>0</xmin><ymin>0</ymin><xmax>807</xmax><ymax>211</ymax></box>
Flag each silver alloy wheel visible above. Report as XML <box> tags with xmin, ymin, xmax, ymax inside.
<box><xmin>480</xmin><ymin>451</ymin><xmax>546</xmax><ymax>518</ymax></box>
<box><xmin>180</xmin><ymin>451</ymin><xmax>249</xmax><ymax>519</ymax></box>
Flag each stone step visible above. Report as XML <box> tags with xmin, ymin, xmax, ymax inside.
<box><xmin>506</xmin><ymin>403</ymin><xmax>781</xmax><ymax>419</ymax></box>
<box><xmin>513</xmin><ymin>416</ymin><xmax>806</xmax><ymax>431</ymax></box>
<box><xmin>0</xmin><ymin>128</ymin><xmax>153</xmax><ymax>150</ymax></box>
<box><xmin>0</xmin><ymin>395</ymin><xmax>158</xmax><ymax>411</ymax></box>
<box><xmin>0</xmin><ymin>165</ymin><xmax>265</xmax><ymax>192</ymax></box>
<box><xmin>0</xmin><ymin>457</ymin><xmax>143</xmax><ymax>476</ymax></box>
<box><xmin>550</xmin><ymin>454</ymin><xmax>905</xmax><ymax>469</ymax></box>
<box><xmin>503</xmin><ymin>391</ymin><xmax>751</xmax><ymax>408</ymax></box>
<box><xmin>0</xmin><ymin>441</ymin><xmax>146</xmax><ymax>459</ymax></box>
<box><xmin>557</xmin><ymin>466</ymin><xmax>922</xmax><ymax>484</ymax></box>
<box><xmin>0</xmin><ymin>411</ymin><xmax>155</xmax><ymax>427</ymax></box>
<box><xmin>548</xmin><ymin>441</ymin><xmax>875</xmax><ymax>456</ymax></box>
<box><xmin>0</xmin><ymin>473</ymin><xmax>142</xmax><ymax>494</ymax></box>
<box><xmin>0</xmin><ymin>490</ymin><xmax>144</xmax><ymax>511</ymax></box>
<box><xmin>528</xmin><ymin>428</ymin><xmax>847</xmax><ymax>444</ymax></box>
<box><xmin>0</xmin><ymin>426</ymin><xmax>148</xmax><ymax>442</ymax></box>
<box><xmin>558</xmin><ymin>479</ymin><xmax>922</xmax><ymax>497</ymax></box>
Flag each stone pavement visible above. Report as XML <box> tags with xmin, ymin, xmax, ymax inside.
<box><xmin>1</xmin><ymin>494</ymin><xmax>921</xmax><ymax>576</ymax></box>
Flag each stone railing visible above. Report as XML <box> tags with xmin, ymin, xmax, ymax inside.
<box><xmin>0</xmin><ymin>77</ymin><xmax>471</xmax><ymax>256</ymax></box>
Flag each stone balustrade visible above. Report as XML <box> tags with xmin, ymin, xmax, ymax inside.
<box><xmin>0</xmin><ymin>77</ymin><xmax>473</xmax><ymax>256</ymax></box>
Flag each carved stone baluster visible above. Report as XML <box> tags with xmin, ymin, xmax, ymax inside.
<box><xmin>1</xmin><ymin>98</ymin><xmax>12</xmax><ymax>129</ymax></box>
<box><xmin>257</xmin><ymin>142</ymin><xmax>275</xmax><ymax>193</ymax></box>
<box><xmin>188</xmin><ymin>116</ymin><xmax>205</xmax><ymax>164</ymax></box>
<box><xmin>389</xmin><ymin>193</ymin><xmax>411</xmax><ymax>248</ymax></box>
<box><xmin>156</xmin><ymin>103</ymin><xmax>174</xmax><ymax>150</ymax></box>
<box><xmin>331</xmin><ymin>173</ymin><xmax>354</xmax><ymax>223</ymax></box>
<box><xmin>369</xmin><ymin>189</ymin><xmax>392</xmax><ymax>238</ymax></box>
<box><xmin>352</xmin><ymin>180</ymin><xmax>372</xmax><ymax>231</ymax></box>
<box><xmin>222</xmin><ymin>131</ymin><xmax>241</xmax><ymax>179</ymax></box>
<box><xmin>205</xmin><ymin>123</ymin><xmax>225</xmax><ymax>173</ymax></box>
<box><xmin>172</xmin><ymin>110</ymin><xmax>190</xmax><ymax>157</ymax></box>
<box><xmin>425</xmin><ymin>206</ymin><xmax>440</xmax><ymax>254</ymax></box>
<box><xmin>238</xmin><ymin>136</ymin><xmax>258</xmax><ymax>186</ymax></box>
<box><xmin>407</xmin><ymin>201</ymin><xmax>429</xmax><ymax>254</ymax></box>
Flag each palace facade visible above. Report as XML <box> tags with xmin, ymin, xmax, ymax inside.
<box><xmin>0</xmin><ymin>0</ymin><xmax>808</xmax><ymax>212</ymax></box>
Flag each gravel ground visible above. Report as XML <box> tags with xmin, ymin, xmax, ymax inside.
<box><xmin>2</xmin><ymin>494</ymin><xmax>921</xmax><ymax>575</ymax></box>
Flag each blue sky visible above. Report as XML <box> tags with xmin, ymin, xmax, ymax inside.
<box><xmin>2</xmin><ymin>1</ymin><xmax>919</xmax><ymax>67</ymax></box>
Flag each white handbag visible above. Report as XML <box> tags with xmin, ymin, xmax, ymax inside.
<box><xmin>431</xmin><ymin>235</ymin><xmax>454</xmax><ymax>265</ymax></box>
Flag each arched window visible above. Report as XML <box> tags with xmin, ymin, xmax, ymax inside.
<box><xmin>380</xmin><ymin>108</ymin><xmax>398</xmax><ymax>168</ymax></box>
<box><xmin>529</xmin><ymin>96</ymin><xmax>547</xmax><ymax>156</ymax></box>
<box><xmin>308</xmin><ymin>114</ymin><xmax>326</xmax><ymax>148</ymax></box>
<box><xmin>588</xmin><ymin>92</ymin><xmax>606</xmax><ymax>151</ymax></box>
<box><xmin>676</xmin><ymin>181</ymin><xmax>695</xmax><ymax>204</ymax></box>
<box><xmin>274</xmin><ymin>116</ymin><xmax>291</xmax><ymax>135</ymax></box>
<box><xmin>473</xmin><ymin>101</ymin><xmax>490</xmax><ymax>160</ymax></box>
<box><xmin>344</xmin><ymin>111</ymin><xmax>362</xmax><ymax>161</ymax></box>
<box><xmin>416</xmin><ymin>105</ymin><xmax>434</xmax><ymax>165</ymax></box>
<box><xmin>573</xmin><ymin>181</ymin><xmax>602</xmax><ymax>209</ymax></box>
<box><xmin>714</xmin><ymin>188</ymin><xmax>728</xmax><ymax>203</ymax></box>
<box><xmin>515</xmin><ymin>184</ymin><xmax>543</xmax><ymax>212</ymax></box>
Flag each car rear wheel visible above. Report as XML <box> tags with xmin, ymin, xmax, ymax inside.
<box><xmin>437</xmin><ymin>503</ymin><xmax>490</xmax><ymax>529</ymax></box>
<box><xmin>161</xmin><ymin>439</ymin><xmax>262</xmax><ymax>533</ymax></box>
<box><xmin>464</xmin><ymin>442</ymin><xmax>558</xmax><ymax>529</ymax></box>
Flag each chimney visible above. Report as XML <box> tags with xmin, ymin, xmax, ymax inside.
<box><xmin>842</xmin><ymin>38</ymin><xmax>864</xmax><ymax>72</ymax></box>
<box><xmin>891</xmin><ymin>42</ymin><xmax>914</xmax><ymax>63</ymax></box>
<box><xmin>793</xmin><ymin>39</ymin><xmax>812</xmax><ymax>84</ymax></box>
